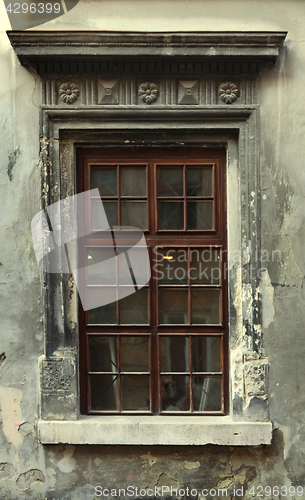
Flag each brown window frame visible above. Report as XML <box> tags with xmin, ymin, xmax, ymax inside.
<box><xmin>78</xmin><ymin>147</ymin><xmax>228</xmax><ymax>415</ymax></box>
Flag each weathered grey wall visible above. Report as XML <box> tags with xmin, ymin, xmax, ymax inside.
<box><xmin>0</xmin><ymin>0</ymin><xmax>305</xmax><ymax>498</ymax></box>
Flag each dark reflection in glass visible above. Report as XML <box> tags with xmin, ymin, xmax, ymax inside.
<box><xmin>120</xmin><ymin>287</ymin><xmax>148</xmax><ymax>324</ymax></box>
<box><xmin>121</xmin><ymin>336</ymin><xmax>149</xmax><ymax>372</ymax></box>
<box><xmin>121</xmin><ymin>375</ymin><xmax>150</xmax><ymax>410</ymax></box>
<box><xmin>88</xmin><ymin>288</ymin><xmax>117</xmax><ymax>324</ymax></box>
<box><xmin>160</xmin><ymin>336</ymin><xmax>189</xmax><ymax>372</ymax></box>
<box><xmin>158</xmin><ymin>167</ymin><xmax>183</xmax><ymax>197</ymax></box>
<box><xmin>89</xmin><ymin>336</ymin><xmax>118</xmax><ymax>373</ymax></box>
<box><xmin>90</xmin><ymin>375</ymin><xmax>119</xmax><ymax>411</ymax></box>
<box><xmin>158</xmin><ymin>201</ymin><xmax>184</xmax><ymax>230</ymax></box>
<box><xmin>186</xmin><ymin>167</ymin><xmax>213</xmax><ymax>196</ymax></box>
<box><xmin>193</xmin><ymin>376</ymin><xmax>222</xmax><ymax>411</ymax></box>
<box><xmin>121</xmin><ymin>167</ymin><xmax>146</xmax><ymax>196</ymax></box>
<box><xmin>92</xmin><ymin>201</ymin><xmax>115</xmax><ymax>230</ymax></box>
<box><xmin>91</xmin><ymin>168</ymin><xmax>117</xmax><ymax>196</ymax></box>
<box><xmin>159</xmin><ymin>289</ymin><xmax>188</xmax><ymax>324</ymax></box>
<box><xmin>161</xmin><ymin>375</ymin><xmax>190</xmax><ymax>411</ymax></box>
<box><xmin>103</xmin><ymin>201</ymin><xmax>118</xmax><ymax>228</ymax></box>
<box><xmin>187</xmin><ymin>201</ymin><xmax>213</xmax><ymax>230</ymax></box>
<box><xmin>189</xmin><ymin>248</ymin><xmax>220</xmax><ymax>284</ymax></box>
<box><xmin>121</xmin><ymin>201</ymin><xmax>147</xmax><ymax>229</ymax></box>
<box><xmin>192</xmin><ymin>336</ymin><xmax>221</xmax><ymax>372</ymax></box>
<box><xmin>191</xmin><ymin>288</ymin><xmax>221</xmax><ymax>324</ymax></box>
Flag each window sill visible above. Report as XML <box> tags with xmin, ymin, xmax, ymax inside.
<box><xmin>38</xmin><ymin>416</ymin><xmax>272</xmax><ymax>446</ymax></box>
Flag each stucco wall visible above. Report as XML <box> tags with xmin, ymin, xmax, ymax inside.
<box><xmin>0</xmin><ymin>1</ymin><xmax>305</xmax><ymax>498</ymax></box>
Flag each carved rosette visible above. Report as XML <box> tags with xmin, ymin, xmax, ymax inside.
<box><xmin>138</xmin><ymin>82</ymin><xmax>158</xmax><ymax>104</ymax></box>
<box><xmin>59</xmin><ymin>82</ymin><xmax>80</xmax><ymax>104</ymax></box>
<box><xmin>218</xmin><ymin>82</ymin><xmax>238</xmax><ymax>104</ymax></box>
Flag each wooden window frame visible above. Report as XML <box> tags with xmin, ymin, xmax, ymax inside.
<box><xmin>77</xmin><ymin>147</ymin><xmax>228</xmax><ymax>416</ymax></box>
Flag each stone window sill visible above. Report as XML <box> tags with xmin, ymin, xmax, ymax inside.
<box><xmin>38</xmin><ymin>416</ymin><xmax>272</xmax><ymax>446</ymax></box>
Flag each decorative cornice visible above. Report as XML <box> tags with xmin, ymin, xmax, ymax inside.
<box><xmin>7</xmin><ymin>31</ymin><xmax>287</xmax><ymax>77</ymax></box>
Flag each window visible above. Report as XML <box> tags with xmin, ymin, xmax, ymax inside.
<box><xmin>78</xmin><ymin>147</ymin><xmax>228</xmax><ymax>415</ymax></box>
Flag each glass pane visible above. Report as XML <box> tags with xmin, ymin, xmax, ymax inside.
<box><xmin>192</xmin><ymin>336</ymin><xmax>221</xmax><ymax>372</ymax></box>
<box><xmin>92</xmin><ymin>201</ymin><xmax>117</xmax><ymax>230</ymax></box>
<box><xmin>161</xmin><ymin>375</ymin><xmax>190</xmax><ymax>411</ymax></box>
<box><xmin>157</xmin><ymin>248</ymin><xmax>188</xmax><ymax>284</ymax></box>
<box><xmin>159</xmin><ymin>289</ymin><xmax>188</xmax><ymax>324</ymax></box>
<box><xmin>121</xmin><ymin>375</ymin><xmax>150</xmax><ymax>410</ymax></box>
<box><xmin>121</xmin><ymin>167</ymin><xmax>146</xmax><ymax>196</ymax></box>
<box><xmin>191</xmin><ymin>289</ymin><xmax>221</xmax><ymax>324</ymax></box>
<box><xmin>157</xmin><ymin>167</ymin><xmax>183</xmax><ymax>197</ymax></box>
<box><xmin>121</xmin><ymin>337</ymin><xmax>149</xmax><ymax>372</ymax></box>
<box><xmin>190</xmin><ymin>248</ymin><xmax>220</xmax><ymax>284</ymax></box>
<box><xmin>186</xmin><ymin>167</ymin><xmax>213</xmax><ymax>196</ymax></box>
<box><xmin>103</xmin><ymin>201</ymin><xmax>118</xmax><ymax>228</ymax></box>
<box><xmin>187</xmin><ymin>201</ymin><xmax>213</xmax><ymax>230</ymax></box>
<box><xmin>193</xmin><ymin>376</ymin><xmax>222</xmax><ymax>411</ymax></box>
<box><xmin>121</xmin><ymin>201</ymin><xmax>147</xmax><ymax>229</ymax></box>
<box><xmin>90</xmin><ymin>375</ymin><xmax>119</xmax><ymax>411</ymax></box>
<box><xmin>91</xmin><ymin>168</ymin><xmax>117</xmax><ymax>196</ymax></box>
<box><xmin>89</xmin><ymin>337</ymin><xmax>118</xmax><ymax>373</ymax></box>
<box><xmin>87</xmin><ymin>288</ymin><xmax>117</xmax><ymax>324</ymax></box>
<box><xmin>119</xmin><ymin>287</ymin><xmax>149</xmax><ymax>324</ymax></box>
<box><xmin>87</xmin><ymin>248</ymin><xmax>116</xmax><ymax>285</ymax></box>
<box><xmin>160</xmin><ymin>336</ymin><xmax>189</xmax><ymax>372</ymax></box>
<box><xmin>158</xmin><ymin>201</ymin><xmax>184</xmax><ymax>230</ymax></box>
<box><xmin>118</xmin><ymin>247</ymin><xmax>150</xmax><ymax>287</ymax></box>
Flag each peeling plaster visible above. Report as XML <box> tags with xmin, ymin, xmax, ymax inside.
<box><xmin>141</xmin><ymin>452</ymin><xmax>158</xmax><ymax>467</ymax></box>
<box><xmin>18</xmin><ymin>422</ymin><xmax>34</xmax><ymax>436</ymax></box>
<box><xmin>274</xmin><ymin>421</ymin><xmax>290</xmax><ymax>460</ymax></box>
<box><xmin>57</xmin><ymin>445</ymin><xmax>76</xmax><ymax>473</ymax></box>
<box><xmin>0</xmin><ymin>386</ymin><xmax>23</xmax><ymax>448</ymax></box>
<box><xmin>16</xmin><ymin>469</ymin><xmax>45</xmax><ymax>491</ymax></box>
<box><xmin>184</xmin><ymin>461</ymin><xmax>200</xmax><ymax>470</ymax></box>
<box><xmin>7</xmin><ymin>147</ymin><xmax>21</xmax><ymax>181</ymax></box>
<box><xmin>233</xmin><ymin>263</ymin><xmax>243</xmax><ymax>341</ymax></box>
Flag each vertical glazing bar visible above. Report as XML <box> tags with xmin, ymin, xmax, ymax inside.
<box><xmin>146</xmin><ymin>164</ymin><xmax>149</xmax><ymax>231</ymax></box>
<box><xmin>221</xmin><ymin>334</ymin><xmax>225</xmax><ymax>413</ymax></box>
<box><xmin>188</xmin><ymin>248</ymin><xmax>192</xmax><ymax>325</ymax></box>
<box><xmin>117</xmin><ymin>165</ymin><xmax>121</xmax><ymax>225</ymax></box>
<box><xmin>115</xmin><ymin>245</ymin><xmax>120</xmax><ymax>325</ymax></box>
<box><xmin>212</xmin><ymin>163</ymin><xmax>216</xmax><ymax>230</ymax></box>
<box><xmin>183</xmin><ymin>164</ymin><xmax>187</xmax><ymax>230</ymax></box>
<box><xmin>189</xmin><ymin>335</ymin><xmax>193</xmax><ymax>412</ymax></box>
<box><xmin>117</xmin><ymin>335</ymin><xmax>121</xmax><ymax>412</ymax></box>
<box><xmin>87</xmin><ymin>335</ymin><xmax>91</xmax><ymax>411</ymax></box>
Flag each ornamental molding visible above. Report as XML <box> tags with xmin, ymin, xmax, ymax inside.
<box><xmin>42</xmin><ymin>77</ymin><xmax>251</xmax><ymax>107</ymax></box>
<box><xmin>59</xmin><ymin>82</ymin><xmax>79</xmax><ymax>104</ymax></box>
<box><xmin>7</xmin><ymin>31</ymin><xmax>287</xmax><ymax>78</ymax></box>
<box><xmin>41</xmin><ymin>360</ymin><xmax>72</xmax><ymax>394</ymax></box>
<box><xmin>218</xmin><ymin>82</ymin><xmax>238</xmax><ymax>104</ymax></box>
<box><xmin>7</xmin><ymin>31</ymin><xmax>286</xmax><ymax>109</ymax></box>
<box><xmin>138</xmin><ymin>82</ymin><xmax>158</xmax><ymax>104</ymax></box>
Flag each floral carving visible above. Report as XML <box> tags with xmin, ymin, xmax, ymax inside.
<box><xmin>218</xmin><ymin>82</ymin><xmax>238</xmax><ymax>104</ymax></box>
<box><xmin>42</xmin><ymin>361</ymin><xmax>71</xmax><ymax>393</ymax></box>
<box><xmin>138</xmin><ymin>82</ymin><xmax>158</xmax><ymax>104</ymax></box>
<box><xmin>59</xmin><ymin>82</ymin><xmax>79</xmax><ymax>104</ymax></box>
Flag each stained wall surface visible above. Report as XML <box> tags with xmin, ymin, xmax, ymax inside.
<box><xmin>0</xmin><ymin>1</ymin><xmax>305</xmax><ymax>499</ymax></box>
